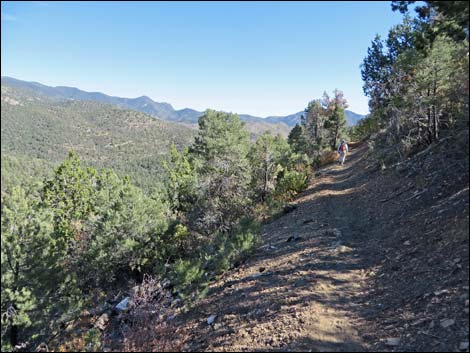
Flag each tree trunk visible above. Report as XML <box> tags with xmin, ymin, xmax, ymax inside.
<box><xmin>331</xmin><ymin>118</ymin><xmax>339</xmax><ymax>150</ymax></box>
<box><xmin>427</xmin><ymin>86</ymin><xmax>433</xmax><ymax>142</ymax></box>
<box><xmin>433</xmin><ymin>105</ymin><xmax>439</xmax><ymax>141</ymax></box>
<box><xmin>432</xmin><ymin>76</ymin><xmax>439</xmax><ymax>141</ymax></box>
<box><xmin>10</xmin><ymin>324</ymin><xmax>18</xmax><ymax>348</ymax></box>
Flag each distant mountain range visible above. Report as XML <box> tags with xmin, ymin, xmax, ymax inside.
<box><xmin>1</xmin><ymin>76</ymin><xmax>366</xmax><ymax>128</ymax></box>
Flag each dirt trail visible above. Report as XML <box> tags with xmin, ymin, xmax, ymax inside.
<box><xmin>179</xmin><ymin>144</ymin><xmax>373</xmax><ymax>351</ymax></box>
<box><xmin>179</xmin><ymin>140</ymin><xmax>469</xmax><ymax>352</ymax></box>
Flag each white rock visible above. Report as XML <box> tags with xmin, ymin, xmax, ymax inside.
<box><xmin>434</xmin><ymin>289</ymin><xmax>449</xmax><ymax>296</ymax></box>
<box><xmin>94</xmin><ymin>313</ymin><xmax>109</xmax><ymax>330</ymax></box>
<box><xmin>459</xmin><ymin>342</ymin><xmax>469</xmax><ymax>351</ymax></box>
<box><xmin>336</xmin><ymin>245</ymin><xmax>352</xmax><ymax>253</ymax></box>
<box><xmin>385</xmin><ymin>337</ymin><xmax>401</xmax><ymax>346</ymax></box>
<box><xmin>207</xmin><ymin>314</ymin><xmax>217</xmax><ymax>325</ymax></box>
<box><xmin>115</xmin><ymin>297</ymin><xmax>130</xmax><ymax>311</ymax></box>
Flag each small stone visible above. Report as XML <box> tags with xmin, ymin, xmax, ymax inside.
<box><xmin>440</xmin><ymin>319</ymin><xmax>455</xmax><ymax>328</ymax></box>
<box><xmin>459</xmin><ymin>342</ymin><xmax>469</xmax><ymax>351</ymax></box>
<box><xmin>411</xmin><ymin>318</ymin><xmax>427</xmax><ymax>326</ymax></box>
<box><xmin>94</xmin><ymin>313</ymin><xmax>109</xmax><ymax>330</ymax></box>
<box><xmin>434</xmin><ymin>289</ymin><xmax>449</xmax><ymax>296</ymax></box>
<box><xmin>207</xmin><ymin>314</ymin><xmax>217</xmax><ymax>325</ymax></box>
<box><xmin>385</xmin><ymin>337</ymin><xmax>401</xmax><ymax>346</ymax></box>
<box><xmin>336</xmin><ymin>245</ymin><xmax>352</xmax><ymax>253</ymax></box>
<box><xmin>131</xmin><ymin>285</ymin><xmax>140</xmax><ymax>296</ymax></box>
<box><xmin>403</xmin><ymin>241</ymin><xmax>411</xmax><ymax>246</ymax></box>
<box><xmin>65</xmin><ymin>322</ymin><xmax>75</xmax><ymax>332</ymax></box>
<box><xmin>213</xmin><ymin>323</ymin><xmax>223</xmax><ymax>330</ymax></box>
<box><xmin>465</xmin><ymin>299</ymin><xmax>469</xmax><ymax>307</ymax></box>
<box><xmin>115</xmin><ymin>297</ymin><xmax>130</xmax><ymax>311</ymax></box>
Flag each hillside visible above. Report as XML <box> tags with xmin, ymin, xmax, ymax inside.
<box><xmin>264</xmin><ymin>110</ymin><xmax>364</xmax><ymax>127</ymax></box>
<box><xmin>1</xmin><ymin>77</ymin><xmax>364</xmax><ymax>136</ymax></box>
<box><xmin>167</xmin><ymin>135</ymin><xmax>468</xmax><ymax>352</ymax></box>
<box><xmin>1</xmin><ymin>83</ymin><xmax>195</xmax><ymax>191</ymax></box>
<box><xmin>47</xmin><ymin>129</ymin><xmax>469</xmax><ymax>352</ymax></box>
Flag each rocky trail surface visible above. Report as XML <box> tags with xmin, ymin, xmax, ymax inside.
<box><xmin>177</xmin><ymin>138</ymin><xmax>469</xmax><ymax>352</ymax></box>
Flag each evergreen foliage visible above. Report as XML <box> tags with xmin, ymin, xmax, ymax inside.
<box><xmin>1</xmin><ymin>84</ymin><xmax>195</xmax><ymax>193</ymax></box>
<box><xmin>188</xmin><ymin>110</ymin><xmax>253</xmax><ymax>235</ymax></box>
<box><xmin>360</xmin><ymin>1</ymin><xmax>469</xmax><ymax>158</ymax></box>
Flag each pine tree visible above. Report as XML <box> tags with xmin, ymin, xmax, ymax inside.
<box><xmin>189</xmin><ymin>110</ymin><xmax>252</xmax><ymax>235</ymax></box>
<box><xmin>163</xmin><ymin>143</ymin><xmax>198</xmax><ymax>216</ymax></box>
<box><xmin>248</xmin><ymin>133</ymin><xmax>291</xmax><ymax>202</ymax></box>
<box><xmin>287</xmin><ymin>124</ymin><xmax>310</xmax><ymax>155</ymax></box>
<box><xmin>324</xmin><ymin>89</ymin><xmax>348</xmax><ymax>149</ymax></box>
<box><xmin>1</xmin><ymin>187</ymin><xmax>57</xmax><ymax>350</ymax></box>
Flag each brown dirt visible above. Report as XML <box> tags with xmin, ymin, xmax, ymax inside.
<box><xmin>176</xmin><ymin>138</ymin><xmax>469</xmax><ymax>352</ymax></box>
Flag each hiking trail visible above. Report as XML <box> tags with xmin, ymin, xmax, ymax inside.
<box><xmin>177</xmin><ymin>140</ymin><xmax>469</xmax><ymax>352</ymax></box>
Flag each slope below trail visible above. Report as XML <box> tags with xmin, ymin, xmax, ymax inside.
<box><xmin>178</xmin><ymin>139</ymin><xmax>469</xmax><ymax>352</ymax></box>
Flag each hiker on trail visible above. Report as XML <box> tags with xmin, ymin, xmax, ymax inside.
<box><xmin>337</xmin><ymin>139</ymin><xmax>348</xmax><ymax>165</ymax></box>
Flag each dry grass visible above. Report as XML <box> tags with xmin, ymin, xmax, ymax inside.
<box><xmin>319</xmin><ymin>150</ymin><xmax>339</xmax><ymax>166</ymax></box>
<box><xmin>119</xmin><ymin>275</ymin><xmax>187</xmax><ymax>352</ymax></box>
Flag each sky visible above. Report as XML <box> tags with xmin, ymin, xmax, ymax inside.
<box><xmin>1</xmin><ymin>1</ymin><xmax>405</xmax><ymax>117</ymax></box>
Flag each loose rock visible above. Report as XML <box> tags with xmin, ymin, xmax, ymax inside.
<box><xmin>440</xmin><ymin>319</ymin><xmax>455</xmax><ymax>328</ymax></box>
<box><xmin>115</xmin><ymin>297</ymin><xmax>130</xmax><ymax>311</ymax></box>
<box><xmin>385</xmin><ymin>337</ymin><xmax>401</xmax><ymax>346</ymax></box>
<box><xmin>207</xmin><ymin>314</ymin><xmax>217</xmax><ymax>325</ymax></box>
<box><xmin>459</xmin><ymin>342</ymin><xmax>469</xmax><ymax>351</ymax></box>
<box><xmin>94</xmin><ymin>313</ymin><xmax>109</xmax><ymax>330</ymax></box>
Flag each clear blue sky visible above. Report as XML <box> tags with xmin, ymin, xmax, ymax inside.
<box><xmin>2</xmin><ymin>1</ymin><xmax>405</xmax><ymax>116</ymax></box>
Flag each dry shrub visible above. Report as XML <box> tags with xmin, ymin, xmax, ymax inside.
<box><xmin>120</xmin><ymin>274</ymin><xmax>186</xmax><ymax>352</ymax></box>
<box><xmin>319</xmin><ymin>150</ymin><xmax>338</xmax><ymax>166</ymax></box>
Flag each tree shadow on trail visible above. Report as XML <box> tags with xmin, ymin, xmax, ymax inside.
<box><xmin>178</xmin><ymin>144</ymin><xmax>380</xmax><ymax>352</ymax></box>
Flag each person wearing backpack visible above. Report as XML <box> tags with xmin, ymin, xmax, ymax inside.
<box><xmin>337</xmin><ymin>139</ymin><xmax>348</xmax><ymax>165</ymax></box>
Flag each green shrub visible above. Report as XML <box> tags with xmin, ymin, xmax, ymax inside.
<box><xmin>171</xmin><ymin>258</ymin><xmax>206</xmax><ymax>296</ymax></box>
<box><xmin>170</xmin><ymin>218</ymin><xmax>260</xmax><ymax>298</ymax></box>
<box><xmin>275</xmin><ymin>170</ymin><xmax>308</xmax><ymax>200</ymax></box>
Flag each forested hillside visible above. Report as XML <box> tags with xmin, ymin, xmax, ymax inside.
<box><xmin>1</xmin><ymin>84</ymin><xmax>195</xmax><ymax>192</ymax></box>
<box><xmin>0</xmin><ymin>77</ymin><xmax>293</xmax><ymax>138</ymax></box>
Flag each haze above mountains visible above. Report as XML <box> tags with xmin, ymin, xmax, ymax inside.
<box><xmin>1</xmin><ymin>76</ymin><xmax>366</xmax><ymax>129</ymax></box>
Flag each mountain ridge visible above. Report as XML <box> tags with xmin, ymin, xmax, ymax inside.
<box><xmin>1</xmin><ymin>76</ymin><xmax>366</xmax><ymax>127</ymax></box>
